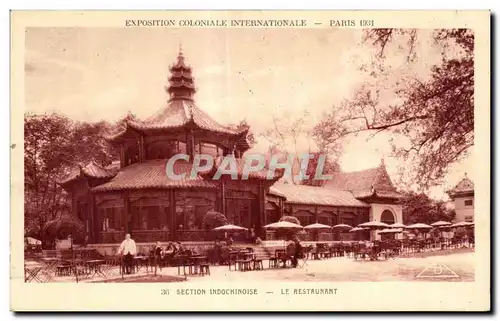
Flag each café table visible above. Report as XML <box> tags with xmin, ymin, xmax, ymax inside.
<box><xmin>190</xmin><ymin>255</ymin><xmax>207</xmax><ymax>275</ymax></box>
<box><xmin>86</xmin><ymin>259</ymin><xmax>106</xmax><ymax>278</ymax></box>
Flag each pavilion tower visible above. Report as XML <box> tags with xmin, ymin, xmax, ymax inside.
<box><xmin>166</xmin><ymin>49</ymin><xmax>196</xmax><ymax>101</ymax></box>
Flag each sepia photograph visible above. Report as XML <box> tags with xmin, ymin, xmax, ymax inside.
<box><xmin>11</xmin><ymin>10</ymin><xmax>490</xmax><ymax>311</ymax></box>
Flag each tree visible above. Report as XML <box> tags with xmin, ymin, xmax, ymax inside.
<box><xmin>24</xmin><ymin>113</ymin><xmax>117</xmax><ymax>241</ymax></box>
<box><xmin>300</xmin><ymin>152</ymin><xmax>340</xmax><ymax>187</ymax></box>
<box><xmin>401</xmin><ymin>191</ymin><xmax>456</xmax><ymax>225</ymax></box>
<box><xmin>202</xmin><ymin>210</ymin><xmax>228</xmax><ymax>230</ymax></box>
<box><xmin>313</xmin><ymin>29</ymin><xmax>474</xmax><ymax>189</ymax></box>
<box><xmin>279</xmin><ymin>216</ymin><xmax>301</xmax><ymax>225</ymax></box>
<box><xmin>261</xmin><ymin>110</ymin><xmax>342</xmax><ymax>184</ymax></box>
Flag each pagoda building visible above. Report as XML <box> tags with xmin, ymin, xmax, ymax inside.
<box><xmin>59</xmin><ymin>51</ymin><xmax>404</xmax><ymax>246</ymax></box>
<box><xmin>59</xmin><ymin>51</ymin><xmax>282</xmax><ymax>244</ymax></box>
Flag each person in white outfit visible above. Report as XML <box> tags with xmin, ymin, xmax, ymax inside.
<box><xmin>118</xmin><ymin>233</ymin><xmax>137</xmax><ymax>274</ymax></box>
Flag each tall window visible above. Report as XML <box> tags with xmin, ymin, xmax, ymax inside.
<box><xmin>294</xmin><ymin>211</ymin><xmax>314</xmax><ymax>226</ymax></box>
<box><xmin>99</xmin><ymin>207</ymin><xmax>124</xmax><ymax>232</ymax></box>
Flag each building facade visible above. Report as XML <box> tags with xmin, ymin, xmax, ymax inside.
<box><xmin>59</xmin><ymin>52</ymin><xmax>403</xmax><ymax>244</ymax></box>
<box><xmin>447</xmin><ymin>174</ymin><xmax>474</xmax><ymax>223</ymax></box>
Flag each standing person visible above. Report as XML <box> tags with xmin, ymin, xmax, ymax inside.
<box><xmin>118</xmin><ymin>233</ymin><xmax>137</xmax><ymax>274</ymax></box>
<box><xmin>291</xmin><ymin>235</ymin><xmax>303</xmax><ymax>268</ymax></box>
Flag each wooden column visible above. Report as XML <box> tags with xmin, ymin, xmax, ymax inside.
<box><xmin>123</xmin><ymin>191</ymin><xmax>130</xmax><ymax>234</ymax></box>
<box><xmin>314</xmin><ymin>205</ymin><xmax>319</xmax><ymax>223</ymax></box>
<box><xmin>139</xmin><ymin>135</ymin><xmax>145</xmax><ymax>162</ymax></box>
<box><xmin>120</xmin><ymin>144</ymin><xmax>125</xmax><ymax>168</ymax></box>
<box><xmin>88</xmin><ymin>192</ymin><xmax>95</xmax><ymax>244</ymax></box>
<box><xmin>258</xmin><ymin>182</ymin><xmax>266</xmax><ymax>237</ymax></box>
<box><xmin>71</xmin><ymin>193</ymin><xmax>78</xmax><ymax>218</ymax></box>
<box><xmin>169</xmin><ymin>189</ymin><xmax>176</xmax><ymax>241</ymax></box>
<box><xmin>220</xmin><ymin>180</ymin><xmax>226</xmax><ymax>216</ymax></box>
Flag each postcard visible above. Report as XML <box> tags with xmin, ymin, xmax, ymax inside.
<box><xmin>11</xmin><ymin>10</ymin><xmax>490</xmax><ymax>311</ymax></box>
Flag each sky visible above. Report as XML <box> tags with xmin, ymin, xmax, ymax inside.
<box><xmin>24</xmin><ymin>27</ymin><xmax>474</xmax><ymax>200</ymax></box>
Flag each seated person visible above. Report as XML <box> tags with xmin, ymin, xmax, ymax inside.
<box><xmin>151</xmin><ymin>241</ymin><xmax>164</xmax><ymax>269</ymax></box>
<box><xmin>225</xmin><ymin>236</ymin><xmax>234</xmax><ymax>247</ymax></box>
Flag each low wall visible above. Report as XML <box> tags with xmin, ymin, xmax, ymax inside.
<box><xmin>88</xmin><ymin>240</ymin><xmax>356</xmax><ymax>256</ymax></box>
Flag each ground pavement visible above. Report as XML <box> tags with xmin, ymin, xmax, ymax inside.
<box><xmin>50</xmin><ymin>251</ymin><xmax>474</xmax><ymax>283</ymax></box>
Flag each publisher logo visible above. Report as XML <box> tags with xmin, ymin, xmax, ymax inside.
<box><xmin>416</xmin><ymin>264</ymin><xmax>460</xmax><ymax>279</ymax></box>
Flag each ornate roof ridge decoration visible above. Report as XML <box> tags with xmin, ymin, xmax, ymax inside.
<box><xmin>447</xmin><ymin>173</ymin><xmax>474</xmax><ymax>197</ymax></box>
<box><xmin>58</xmin><ymin>160</ymin><xmax>118</xmax><ymax>186</ymax></box>
<box><xmin>105</xmin><ymin>51</ymin><xmax>250</xmax><ymax>148</ymax></box>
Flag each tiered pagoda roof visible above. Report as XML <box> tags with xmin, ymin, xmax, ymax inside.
<box><xmin>58</xmin><ymin>161</ymin><xmax>118</xmax><ymax>188</ymax></box>
<box><xmin>105</xmin><ymin>50</ymin><xmax>250</xmax><ymax>151</ymax></box>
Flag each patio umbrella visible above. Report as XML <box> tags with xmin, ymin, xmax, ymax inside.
<box><xmin>304</xmin><ymin>223</ymin><xmax>331</xmax><ymax>242</ymax></box>
<box><xmin>264</xmin><ymin>221</ymin><xmax>303</xmax><ymax>231</ymax></box>
<box><xmin>451</xmin><ymin>221</ymin><xmax>467</xmax><ymax>228</ymax></box>
<box><xmin>358</xmin><ymin>221</ymin><xmax>390</xmax><ymax>230</ymax></box>
<box><xmin>406</xmin><ymin>223</ymin><xmax>433</xmax><ymax>229</ymax></box>
<box><xmin>407</xmin><ymin>223</ymin><xmax>433</xmax><ymax>240</ymax></box>
<box><xmin>332</xmin><ymin>224</ymin><xmax>353</xmax><ymax>230</ymax></box>
<box><xmin>431</xmin><ymin>221</ymin><xmax>452</xmax><ymax>227</ymax></box>
<box><xmin>379</xmin><ymin>228</ymin><xmax>403</xmax><ymax>234</ymax></box>
<box><xmin>349</xmin><ymin>227</ymin><xmax>367</xmax><ymax>232</ymax></box>
<box><xmin>213</xmin><ymin>224</ymin><xmax>248</xmax><ymax>232</ymax></box>
<box><xmin>304</xmin><ymin>223</ymin><xmax>332</xmax><ymax>231</ymax></box>
<box><xmin>389</xmin><ymin>223</ymin><xmax>407</xmax><ymax>229</ymax></box>
<box><xmin>451</xmin><ymin>221</ymin><xmax>474</xmax><ymax>228</ymax></box>
<box><xmin>25</xmin><ymin>236</ymin><xmax>42</xmax><ymax>245</ymax></box>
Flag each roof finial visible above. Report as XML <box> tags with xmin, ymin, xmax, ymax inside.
<box><xmin>380</xmin><ymin>157</ymin><xmax>385</xmax><ymax>166</ymax></box>
<box><xmin>464</xmin><ymin>172</ymin><xmax>468</xmax><ymax>178</ymax></box>
<box><xmin>179</xmin><ymin>43</ymin><xmax>183</xmax><ymax>56</ymax></box>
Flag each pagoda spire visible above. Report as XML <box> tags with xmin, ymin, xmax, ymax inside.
<box><xmin>166</xmin><ymin>48</ymin><xmax>196</xmax><ymax>101</ymax></box>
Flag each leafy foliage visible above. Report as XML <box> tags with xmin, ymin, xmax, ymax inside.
<box><xmin>279</xmin><ymin>215</ymin><xmax>301</xmax><ymax>225</ymax></box>
<box><xmin>24</xmin><ymin>113</ymin><xmax>118</xmax><ymax>241</ymax></box>
<box><xmin>313</xmin><ymin>29</ymin><xmax>474</xmax><ymax>189</ymax></box>
<box><xmin>300</xmin><ymin>152</ymin><xmax>340</xmax><ymax>187</ymax></box>
<box><xmin>202</xmin><ymin>211</ymin><xmax>229</xmax><ymax>230</ymax></box>
<box><xmin>401</xmin><ymin>191</ymin><xmax>456</xmax><ymax>225</ymax></box>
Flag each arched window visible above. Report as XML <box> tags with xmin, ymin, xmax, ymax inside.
<box><xmin>380</xmin><ymin>210</ymin><xmax>395</xmax><ymax>225</ymax></box>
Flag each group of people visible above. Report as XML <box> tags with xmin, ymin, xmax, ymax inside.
<box><xmin>118</xmin><ymin>234</ymin><xmax>187</xmax><ymax>274</ymax></box>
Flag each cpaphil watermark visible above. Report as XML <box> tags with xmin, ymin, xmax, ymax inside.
<box><xmin>165</xmin><ymin>153</ymin><xmax>333</xmax><ymax>181</ymax></box>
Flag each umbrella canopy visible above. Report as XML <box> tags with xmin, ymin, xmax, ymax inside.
<box><xmin>389</xmin><ymin>223</ymin><xmax>407</xmax><ymax>229</ymax></box>
<box><xmin>379</xmin><ymin>228</ymin><xmax>403</xmax><ymax>234</ymax></box>
<box><xmin>25</xmin><ymin>236</ymin><xmax>42</xmax><ymax>245</ymax></box>
<box><xmin>212</xmin><ymin>224</ymin><xmax>248</xmax><ymax>232</ymax></box>
<box><xmin>451</xmin><ymin>221</ymin><xmax>474</xmax><ymax>228</ymax></box>
<box><xmin>349</xmin><ymin>227</ymin><xmax>367</xmax><ymax>233</ymax></box>
<box><xmin>332</xmin><ymin>224</ymin><xmax>353</xmax><ymax>230</ymax></box>
<box><xmin>431</xmin><ymin>221</ymin><xmax>452</xmax><ymax>227</ymax></box>
<box><xmin>407</xmin><ymin>223</ymin><xmax>433</xmax><ymax>229</ymax></box>
<box><xmin>264</xmin><ymin>221</ymin><xmax>303</xmax><ymax>231</ymax></box>
<box><xmin>304</xmin><ymin>223</ymin><xmax>332</xmax><ymax>231</ymax></box>
<box><xmin>358</xmin><ymin>221</ymin><xmax>389</xmax><ymax>230</ymax></box>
